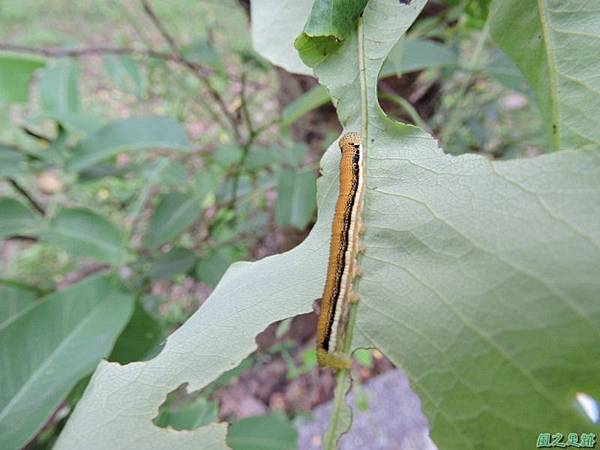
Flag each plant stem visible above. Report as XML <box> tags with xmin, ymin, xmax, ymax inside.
<box><xmin>7</xmin><ymin>177</ymin><xmax>46</xmax><ymax>216</ymax></box>
<box><xmin>323</xmin><ymin>15</ymin><xmax>369</xmax><ymax>450</ymax></box>
<box><xmin>380</xmin><ymin>92</ymin><xmax>431</xmax><ymax>132</ymax></box>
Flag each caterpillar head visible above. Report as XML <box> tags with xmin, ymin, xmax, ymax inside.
<box><xmin>339</xmin><ymin>132</ymin><xmax>362</xmax><ymax>152</ymax></box>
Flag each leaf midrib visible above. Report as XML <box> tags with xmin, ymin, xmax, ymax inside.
<box><xmin>537</xmin><ymin>0</ymin><xmax>561</xmax><ymax>150</ymax></box>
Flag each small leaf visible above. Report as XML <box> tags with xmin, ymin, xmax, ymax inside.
<box><xmin>276</xmin><ymin>168</ymin><xmax>317</xmax><ymax>229</ymax></box>
<box><xmin>154</xmin><ymin>397</ymin><xmax>218</xmax><ymax>431</ymax></box>
<box><xmin>226</xmin><ymin>414</ymin><xmax>298</xmax><ymax>450</ymax></box>
<box><xmin>281</xmin><ymin>85</ymin><xmax>331</xmax><ymax>129</ymax></box>
<box><xmin>109</xmin><ymin>301</ymin><xmax>164</xmax><ymax>364</ymax></box>
<box><xmin>144</xmin><ymin>193</ymin><xmax>202</xmax><ymax>249</ymax></box>
<box><xmin>0</xmin><ymin>274</ymin><xmax>134</xmax><ymax>450</ymax></box>
<box><xmin>40</xmin><ymin>207</ymin><xmax>130</xmax><ymax>265</ymax></box>
<box><xmin>294</xmin><ymin>0</ymin><xmax>369</xmax><ymax>67</ymax></box>
<box><xmin>0</xmin><ymin>53</ymin><xmax>45</xmax><ymax>103</ymax></box>
<box><xmin>193</xmin><ymin>168</ymin><xmax>219</xmax><ymax>206</ymax></box>
<box><xmin>212</xmin><ymin>145</ymin><xmax>243</xmax><ymax>168</ymax></box>
<box><xmin>181</xmin><ymin>39</ymin><xmax>224</xmax><ymax>73</ymax></box>
<box><xmin>194</xmin><ymin>247</ymin><xmax>236</xmax><ymax>288</ymax></box>
<box><xmin>0</xmin><ymin>198</ymin><xmax>40</xmax><ymax>239</ymax></box>
<box><xmin>146</xmin><ymin>247</ymin><xmax>197</xmax><ymax>280</ymax></box>
<box><xmin>67</xmin><ymin>117</ymin><xmax>190</xmax><ymax>172</ymax></box>
<box><xmin>102</xmin><ymin>55</ymin><xmax>144</xmax><ymax>97</ymax></box>
<box><xmin>382</xmin><ymin>38</ymin><xmax>458</xmax><ymax>76</ymax></box>
<box><xmin>0</xmin><ymin>146</ymin><xmax>27</xmax><ymax>177</ymax></box>
<box><xmin>38</xmin><ymin>61</ymin><xmax>80</xmax><ymax>114</ymax></box>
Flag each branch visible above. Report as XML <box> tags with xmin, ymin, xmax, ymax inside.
<box><xmin>140</xmin><ymin>0</ymin><xmax>242</xmax><ymax>143</ymax></box>
<box><xmin>141</xmin><ymin>0</ymin><xmax>180</xmax><ymax>54</ymax></box>
<box><xmin>0</xmin><ymin>42</ymin><xmax>177</xmax><ymax>62</ymax></box>
<box><xmin>7</xmin><ymin>177</ymin><xmax>46</xmax><ymax>216</ymax></box>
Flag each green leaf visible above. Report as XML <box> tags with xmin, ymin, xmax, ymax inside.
<box><xmin>67</xmin><ymin>117</ymin><xmax>190</xmax><ymax>172</ymax></box>
<box><xmin>102</xmin><ymin>55</ymin><xmax>144</xmax><ymax>97</ymax></box>
<box><xmin>226</xmin><ymin>414</ymin><xmax>298</xmax><ymax>450</ymax></box>
<box><xmin>144</xmin><ymin>193</ymin><xmax>202</xmax><ymax>249</ymax></box>
<box><xmin>276</xmin><ymin>168</ymin><xmax>317</xmax><ymax>229</ymax></box>
<box><xmin>0</xmin><ymin>53</ymin><xmax>45</xmax><ymax>103</ymax></box>
<box><xmin>0</xmin><ymin>286</ymin><xmax>37</xmax><ymax>329</ymax></box>
<box><xmin>38</xmin><ymin>61</ymin><xmax>80</xmax><ymax>114</ymax></box>
<box><xmin>146</xmin><ymin>247</ymin><xmax>197</xmax><ymax>280</ymax></box>
<box><xmin>154</xmin><ymin>397</ymin><xmax>218</xmax><ymax>431</ymax></box>
<box><xmin>40</xmin><ymin>208</ymin><xmax>130</xmax><ymax>266</ymax></box>
<box><xmin>194</xmin><ymin>247</ymin><xmax>237</xmax><ymax>288</ymax></box>
<box><xmin>281</xmin><ymin>85</ymin><xmax>331</xmax><ymax>129</ymax></box>
<box><xmin>484</xmin><ymin>51</ymin><xmax>529</xmax><ymax>92</ymax></box>
<box><xmin>182</xmin><ymin>39</ymin><xmax>224</xmax><ymax>73</ymax></box>
<box><xmin>294</xmin><ymin>0</ymin><xmax>369</xmax><ymax>67</ymax></box>
<box><xmin>212</xmin><ymin>145</ymin><xmax>243</xmax><ymax>167</ymax></box>
<box><xmin>109</xmin><ymin>301</ymin><xmax>164</xmax><ymax>364</ymax></box>
<box><xmin>489</xmin><ymin>0</ymin><xmax>600</xmax><ymax>151</ymax></box>
<box><xmin>0</xmin><ymin>146</ymin><xmax>27</xmax><ymax>177</ymax></box>
<box><xmin>381</xmin><ymin>38</ymin><xmax>458</xmax><ymax>76</ymax></box>
<box><xmin>193</xmin><ymin>168</ymin><xmax>219</xmax><ymax>205</ymax></box>
<box><xmin>0</xmin><ymin>198</ymin><xmax>40</xmax><ymax>239</ymax></box>
<box><xmin>0</xmin><ymin>274</ymin><xmax>133</xmax><ymax>450</ymax></box>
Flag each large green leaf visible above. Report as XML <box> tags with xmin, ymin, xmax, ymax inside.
<box><xmin>38</xmin><ymin>61</ymin><xmax>80</xmax><ymax>114</ymax></box>
<box><xmin>66</xmin><ymin>117</ymin><xmax>190</xmax><ymax>172</ymax></box>
<box><xmin>55</xmin><ymin>1</ymin><xmax>600</xmax><ymax>450</ymax></box>
<box><xmin>310</xmin><ymin>0</ymin><xmax>600</xmax><ymax>448</ymax></box>
<box><xmin>0</xmin><ymin>286</ymin><xmax>37</xmax><ymax>329</ymax></box>
<box><xmin>143</xmin><ymin>193</ymin><xmax>202</xmax><ymax>249</ymax></box>
<box><xmin>489</xmin><ymin>0</ymin><xmax>600</xmax><ymax>151</ymax></box>
<box><xmin>0</xmin><ymin>274</ymin><xmax>133</xmax><ymax>450</ymax></box>
<box><xmin>0</xmin><ymin>53</ymin><xmax>45</xmax><ymax>103</ymax></box>
<box><xmin>0</xmin><ymin>198</ymin><xmax>40</xmax><ymax>239</ymax></box>
<box><xmin>40</xmin><ymin>207</ymin><xmax>130</xmax><ymax>266</ymax></box>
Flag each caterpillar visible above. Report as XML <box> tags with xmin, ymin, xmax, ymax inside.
<box><xmin>316</xmin><ymin>132</ymin><xmax>365</xmax><ymax>369</ymax></box>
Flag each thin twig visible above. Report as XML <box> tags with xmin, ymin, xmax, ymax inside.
<box><xmin>0</xmin><ymin>42</ymin><xmax>178</xmax><ymax>62</ymax></box>
<box><xmin>20</xmin><ymin>126</ymin><xmax>51</xmax><ymax>143</ymax></box>
<box><xmin>139</xmin><ymin>0</ymin><xmax>242</xmax><ymax>143</ymax></box>
<box><xmin>141</xmin><ymin>0</ymin><xmax>180</xmax><ymax>54</ymax></box>
<box><xmin>240</xmin><ymin>72</ymin><xmax>254</xmax><ymax>136</ymax></box>
<box><xmin>7</xmin><ymin>177</ymin><xmax>46</xmax><ymax>215</ymax></box>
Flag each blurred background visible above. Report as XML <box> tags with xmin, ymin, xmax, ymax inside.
<box><xmin>0</xmin><ymin>0</ymin><xmax>549</xmax><ymax>448</ymax></box>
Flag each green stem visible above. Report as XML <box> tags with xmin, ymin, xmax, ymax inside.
<box><xmin>323</xmin><ymin>15</ymin><xmax>369</xmax><ymax>450</ymax></box>
<box><xmin>380</xmin><ymin>92</ymin><xmax>430</xmax><ymax>132</ymax></box>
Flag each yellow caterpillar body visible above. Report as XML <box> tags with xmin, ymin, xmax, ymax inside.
<box><xmin>316</xmin><ymin>132</ymin><xmax>365</xmax><ymax>369</ymax></box>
